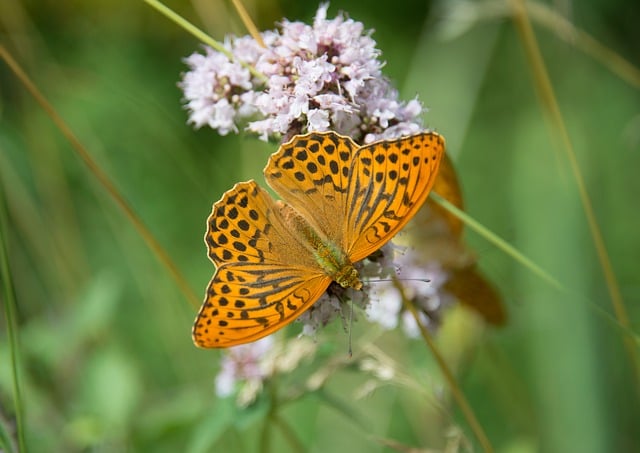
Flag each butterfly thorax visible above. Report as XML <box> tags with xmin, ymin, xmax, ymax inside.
<box><xmin>279</xmin><ymin>201</ymin><xmax>363</xmax><ymax>291</ymax></box>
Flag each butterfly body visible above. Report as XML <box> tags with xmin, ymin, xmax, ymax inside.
<box><xmin>193</xmin><ymin>131</ymin><xmax>445</xmax><ymax>348</ymax></box>
<box><xmin>276</xmin><ymin>199</ymin><xmax>362</xmax><ymax>289</ymax></box>
<box><xmin>302</xmin><ymin>221</ymin><xmax>362</xmax><ymax>290</ymax></box>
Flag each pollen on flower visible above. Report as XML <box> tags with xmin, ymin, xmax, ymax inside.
<box><xmin>296</xmin><ymin>292</ymin><xmax>342</xmax><ymax>338</ymax></box>
<box><xmin>293</xmin><ymin>240</ymin><xmax>449</xmax><ymax>344</ymax></box>
<box><xmin>179</xmin><ymin>4</ymin><xmax>428</xmax><ymax>143</ymax></box>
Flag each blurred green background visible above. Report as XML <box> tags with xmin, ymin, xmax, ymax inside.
<box><xmin>1</xmin><ymin>0</ymin><xmax>639</xmax><ymax>452</ymax></box>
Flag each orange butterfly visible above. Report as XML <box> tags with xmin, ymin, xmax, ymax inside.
<box><xmin>193</xmin><ymin>131</ymin><xmax>445</xmax><ymax>348</ymax></box>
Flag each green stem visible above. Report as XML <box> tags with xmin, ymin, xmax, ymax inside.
<box><xmin>0</xmin><ymin>181</ymin><xmax>27</xmax><ymax>452</ymax></box>
<box><xmin>273</xmin><ymin>415</ymin><xmax>306</xmax><ymax>453</ymax></box>
<box><xmin>259</xmin><ymin>416</ymin><xmax>271</xmax><ymax>453</ymax></box>
<box><xmin>430</xmin><ymin>192</ymin><xmax>563</xmax><ymax>290</ymax></box>
<box><xmin>524</xmin><ymin>1</ymin><xmax>640</xmax><ymax>89</ymax></box>
<box><xmin>395</xmin><ymin>277</ymin><xmax>493</xmax><ymax>453</ymax></box>
<box><xmin>430</xmin><ymin>192</ymin><xmax>638</xmax><ymax>341</ymax></box>
<box><xmin>143</xmin><ymin>0</ymin><xmax>268</xmax><ymax>83</ymax></box>
<box><xmin>508</xmin><ymin>0</ymin><xmax>640</xmax><ymax>391</ymax></box>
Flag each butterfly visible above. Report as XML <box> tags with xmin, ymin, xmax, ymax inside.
<box><xmin>193</xmin><ymin>131</ymin><xmax>445</xmax><ymax>348</ymax></box>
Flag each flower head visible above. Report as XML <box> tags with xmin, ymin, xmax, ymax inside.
<box><xmin>364</xmin><ymin>242</ymin><xmax>451</xmax><ymax>337</ymax></box>
<box><xmin>215</xmin><ymin>335</ymin><xmax>274</xmax><ymax>401</ymax></box>
<box><xmin>214</xmin><ymin>335</ymin><xmax>317</xmax><ymax>406</ymax></box>
<box><xmin>180</xmin><ymin>41</ymin><xmax>260</xmax><ymax>135</ymax></box>
<box><xmin>180</xmin><ymin>4</ymin><xmax>427</xmax><ymax>144</ymax></box>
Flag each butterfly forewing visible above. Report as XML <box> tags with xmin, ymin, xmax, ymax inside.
<box><xmin>345</xmin><ymin>132</ymin><xmax>445</xmax><ymax>262</ymax></box>
<box><xmin>264</xmin><ymin>132</ymin><xmax>358</xmax><ymax>247</ymax></box>
<box><xmin>205</xmin><ymin>181</ymin><xmax>320</xmax><ymax>269</ymax></box>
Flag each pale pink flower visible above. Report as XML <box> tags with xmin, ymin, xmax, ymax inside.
<box><xmin>179</xmin><ymin>4</ymin><xmax>427</xmax><ymax>143</ymax></box>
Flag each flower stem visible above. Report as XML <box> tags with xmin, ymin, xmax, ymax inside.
<box><xmin>395</xmin><ymin>278</ymin><xmax>493</xmax><ymax>452</ymax></box>
<box><xmin>524</xmin><ymin>1</ymin><xmax>640</xmax><ymax>89</ymax></box>
<box><xmin>259</xmin><ymin>416</ymin><xmax>271</xmax><ymax>453</ymax></box>
<box><xmin>0</xmin><ymin>45</ymin><xmax>201</xmax><ymax>311</ymax></box>
<box><xmin>143</xmin><ymin>0</ymin><xmax>268</xmax><ymax>82</ymax></box>
<box><xmin>273</xmin><ymin>415</ymin><xmax>306</xmax><ymax>453</ymax></box>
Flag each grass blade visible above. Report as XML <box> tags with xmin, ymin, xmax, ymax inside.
<box><xmin>0</xmin><ymin>179</ymin><xmax>26</xmax><ymax>453</ymax></box>
<box><xmin>0</xmin><ymin>45</ymin><xmax>201</xmax><ymax>311</ymax></box>
<box><xmin>508</xmin><ymin>0</ymin><xmax>639</xmax><ymax>391</ymax></box>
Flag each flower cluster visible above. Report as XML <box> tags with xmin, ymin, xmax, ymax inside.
<box><xmin>365</xmin><ymin>244</ymin><xmax>451</xmax><ymax>338</ymax></box>
<box><xmin>180</xmin><ymin>4</ymin><xmax>425</xmax><ymax>144</ymax></box>
<box><xmin>215</xmin><ymin>336</ymin><xmax>274</xmax><ymax>400</ymax></box>
<box><xmin>180</xmin><ymin>42</ymin><xmax>260</xmax><ymax>135</ymax></box>
<box><xmin>215</xmin><ymin>336</ymin><xmax>317</xmax><ymax>406</ymax></box>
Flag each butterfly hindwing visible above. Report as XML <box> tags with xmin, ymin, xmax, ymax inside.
<box><xmin>193</xmin><ymin>263</ymin><xmax>331</xmax><ymax>347</ymax></box>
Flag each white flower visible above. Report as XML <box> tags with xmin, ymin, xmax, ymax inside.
<box><xmin>296</xmin><ymin>292</ymin><xmax>342</xmax><ymax>338</ymax></box>
<box><xmin>363</xmin><ymin>243</ymin><xmax>450</xmax><ymax>337</ymax></box>
<box><xmin>307</xmin><ymin>109</ymin><xmax>330</xmax><ymax>131</ymax></box>
<box><xmin>215</xmin><ymin>335</ymin><xmax>318</xmax><ymax>406</ymax></box>
<box><xmin>292</xmin><ymin>238</ymin><xmax>449</xmax><ymax>341</ymax></box>
<box><xmin>179</xmin><ymin>44</ymin><xmax>259</xmax><ymax>134</ymax></box>
<box><xmin>401</xmin><ymin>310</ymin><xmax>428</xmax><ymax>338</ymax></box>
<box><xmin>366</xmin><ymin>289</ymin><xmax>401</xmax><ymax>330</ymax></box>
<box><xmin>180</xmin><ymin>4</ymin><xmax>428</xmax><ymax>143</ymax></box>
<box><xmin>214</xmin><ymin>336</ymin><xmax>275</xmax><ymax>399</ymax></box>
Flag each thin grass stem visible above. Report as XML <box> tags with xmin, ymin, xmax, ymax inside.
<box><xmin>0</xmin><ymin>45</ymin><xmax>201</xmax><ymax>311</ymax></box>
<box><xmin>0</xmin><ymin>153</ymin><xmax>77</xmax><ymax>295</ymax></box>
<box><xmin>525</xmin><ymin>1</ymin><xmax>640</xmax><ymax>89</ymax></box>
<box><xmin>260</xmin><ymin>383</ymin><xmax>277</xmax><ymax>453</ymax></box>
<box><xmin>508</xmin><ymin>0</ymin><xmax>640</xmax><ymax>391</ymax></box>
<box><xmin>273</xmin><ymin>415</ymin><xmax>306</xmax><ymax>453</ymax></box>
<box><xmin>230</xmin><ymin>0</ymin><xmax>266</xmax><ymax>48</ymax></box>
<box><xmin>143</xmin><ymin>0</ymin><xmax>268</xmax><ymax>82</ymax></box>
<box><xmin>0</xmin><ymin>414</ymin><xmax>18</xmax><ymax>453</ymax></box>
<box><xmin>430</xmin><ymin>192</ymin><xmax>639</xmax><ymax>341</ymax></box>
<box><xmin>0</xmin><ymin>186</ymin><xmax>27</xmax><ymax>453</ymax></box>
<box><xmin>465</xmin><ymin>1</ymin><xmax>640</xmax><ymax>89</ymax></box>
<box><xmin>430</xmin><ymin>192</ymin><xmax>563</xmax><ymax>290</ymax></box>
<box><xmin>395</xmin><ymin>277</ymin><xmax>493</xmax><ymax>453</ymax></box>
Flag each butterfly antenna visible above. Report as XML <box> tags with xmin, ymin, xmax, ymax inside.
<box><xmin>369</xmin><ymin>278</ymin><xmax>431</xmax><ymax>284</ymax></box>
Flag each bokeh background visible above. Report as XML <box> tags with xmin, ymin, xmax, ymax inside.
<box><xmin>1</xmin><ymin>0</ymin><xmax>639</xmax><ymax>451</ymax></box>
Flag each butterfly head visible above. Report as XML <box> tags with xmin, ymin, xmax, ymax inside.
<box><xmin>334</xmin><ymin>264</ymin><xmax>363</xmax><ymax>291</ymax></box>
